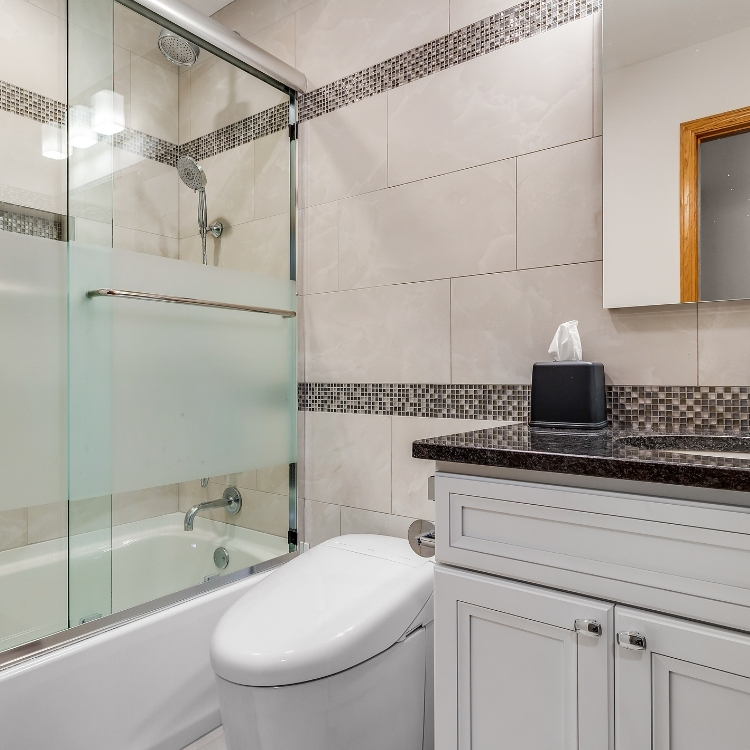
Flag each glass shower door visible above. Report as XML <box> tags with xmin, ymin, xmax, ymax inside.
<box><xmin>67</xmin><ymin>0</ymin><xmax>297</xmax><ymax>624</ymax></box>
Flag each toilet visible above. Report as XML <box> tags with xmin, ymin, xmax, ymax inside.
<box><xmin>210</xmin><ymin>535</ymin><xmax>435</xmax><ymax>750</ymax></box>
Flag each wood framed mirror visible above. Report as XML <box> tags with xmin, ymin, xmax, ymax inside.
<box><xmin>680</xmin><ymin>105</ymin><xmax>750</xmax><ymax>302</ymax></box>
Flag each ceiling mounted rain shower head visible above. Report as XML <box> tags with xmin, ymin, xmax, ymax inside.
<box><xmin>158</xmin><ymin>28</ymin><xmax>200</xmax><ymax>67</ymax></box>
<box><xmin>177</xmin><ymin>156</ymin><xmax>207</xmax><ymax>191</ymax></box>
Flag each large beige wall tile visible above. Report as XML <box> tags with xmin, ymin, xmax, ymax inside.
<box><xmin>450</xmin><ymin>0</ymin><xmax>518</xmax><ymax>30</ymax></box>
<box><xmin>299</xmin><ymin>202</ymin><xmax>339</xmax><ymax>294</ymax></box>
<box><xmin>698</xmin><ymin>301</ymin><xmax>750</xmax><ymax>386</ymax></box>
<box><xmin>113</xmin><ymin>226</ymin><xmax>179</xmax><ymax>258</ymax></box>
<box><xmin>220</xmin><ymin>214</ymin><xmax>290</xmax><ymax>278</ymax></box>
<box><xmin>303</xmin><ymin>280</ymin><xmax>451</xmax><ymax>382</ymax></box>
<box><xmin>302</xmin><ymin>94</ymin><xmax>388</xmax><ymax>207</ymax></box>
<box><xmin>593</xmin><ymin>11</ymin><xmax>602</xmax><ymax>137</ymax></box>
<box><xmin>451</xmin><ymin>262</ymin><xmax>698</xmax><ymax>384</ymax></box>
<box><xmin>27</xmin><ymin>502</ymin><xmax>67</xmax><ymax>544</ymax></box>
<box><xmin>388</xmin><ymin>16</ymin><xmax>593</xmax><ymax>185</ymax></box>
<box><xmin>130</xmin><ymin>56</ymin><xmax>178</xmax><ymax>142</ymax></box>
<box><xmin>233</xmin><ymin>489</ymin><xmax>288</xmax><ymax>537</ymax></box>
<box><xmin>112</xmin><ymin>484</ymin><xmax>179</xmax><ymax>526</ymax></box>
<box><xmin>296</xmin><ymin>0</ymin><xmax>449</xmax><ymax>88</ymax></box>
<box><xmin>249</xmin><ymin>14</ymin><xmax>296</xmax><ymax>68</ymax></box>
<box><xmin>257</xmin><ymin>464</ymin><xmax>289</xmax><ymax>494</ymax></box>
<box><xmin>0</xmin><ymin>112</ymin><xmax>66</xmax><ymax>214</ymax></box>
<box><xmin>303</xmin><ymin>498</ymin><xmax>341</xmax><ymax>546</ymax></box>
<box><xmin>0</xmin><ymin>508</ymin><xmax>27</xmax><ymax>552</ymax></box>
<box><xmin>303</xmin><ymin>412</ymin><xmax>391</xmax><ymax>511</ymax></box>
<box><xmin>26</xmin><ymin>0</ymin><xmax>66</xmax><ymax>19</ymax></box>
<box><xmin>114</xmin><ymin>158</ymin><xmax>179</xmax><ymax>238</ymax></box>
<box><xmin>255</xmin><ymin>130</ymin><xmax>290</xmax><ymax>220</ymax></box>
<box><xmin>340</xmin><ymin>507</ymin><xmax>416</xmax><ymax>539</ymax></box>
<box><xmin>114</xmin><ymin>46</ymin><xmax>132</xmax><ymax>130</ymax></box>
<box><xmin>213</xmin><ymin>0</ymin><xmax>315</xmax><ymax>40</ymax></box>
<box><xmin>391</xmin><ymin>417</ymin><xmax>513</xmax><ymax>520</ymax></box>
<box><xmin>114</xmin><ymin>3</ymin><xmax>174</xmax><ymax>71</ymax></box>
<box><xmin>339</xmin><ymin>159</ymin><xmax>516</xmax><ymax>290</ymax></box>
<box><xmin>188</xmin><ymin>54</ymin><xmax>287</xmax><ymax>140</ymax></box>
<box><xmin>0</xmin><ymin>0</ymin><xmax>65</xmax><ymax>100</ymax></box>
<box><xmin>179</xmin><ymin>142</ymin><xmax>255</xmax><ymax>238</ymax></box>
<box><xmin>179</xmin><ymin>70</ymin><xmax>191</xmax><ymax>144</ymax></box>
<box><xmin>517</xmin><ymin>137</ymin><xmax>602</xmax><ymax>270</ymax></box>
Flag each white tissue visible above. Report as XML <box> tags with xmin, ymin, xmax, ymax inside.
<box><xmin>548</xmin><ymin>320</ymin><xmax>582</xmax><ymax>362</ymax></box>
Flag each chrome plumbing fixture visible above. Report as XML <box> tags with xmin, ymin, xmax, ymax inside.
<box><xmin>176</xmin><ymin>155</ymin><xmax>223</xmax><ymax>265</ymax></box>
<box><xmin>214</xmin><ymin>547</ymin><xmax>230</xmax><ymax>569</ymax></box>
<box><xmin>408</xmin><ymin>519</ymin><xmax>436</xmax><ymax>558</ymax></box>
<box><xmin>184</xmin><ymin>486</ymin><xmax>242</xmax><ymax>531</ymax></box>
<box><xmin>157</xmin><ymin>28</ymin><xmax>200</xmax><ymax>67</ymax></box>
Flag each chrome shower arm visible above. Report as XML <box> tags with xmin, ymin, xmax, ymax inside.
<box><xmin>184</xmin><ymin>486</ymin><xmax>242</xmax><ymax>531</ymax></box>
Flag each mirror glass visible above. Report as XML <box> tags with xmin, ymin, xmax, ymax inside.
<box><xmin>602</xmin><ymin>0</ymin><xmax>750</xmax><ymax>307</ymax></box>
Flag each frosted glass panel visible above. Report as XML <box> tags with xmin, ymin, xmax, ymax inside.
<box><xmin>69</xmin><ymin>243</ymin><xmax>296</xmax><ymax>500</ymax></box>
<box><xmin>0</xmin><ymin>233</ymin><xmax>66</xmax><ymax>512</ymax></box>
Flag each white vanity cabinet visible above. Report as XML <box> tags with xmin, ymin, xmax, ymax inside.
<box><xmin>616</xmin><ymin>607</ymin><xmax>750</xmax><ymax>750</ymax></box>
<box><xmin>434</xmin><ymin>566</ymin><xmax>613</xmax><ymax>750</ymax></box>
<box><xmin>433</xmin><ymin>472</ymin><xmax>750</xmax><ymax>749</ymax></box>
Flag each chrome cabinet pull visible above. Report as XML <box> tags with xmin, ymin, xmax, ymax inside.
<box><xmin>617</xmin><ymin>631</ymin><xmax>647</xmax><ymax>651</ymax></box>
<box><xmin>575</xmin><ymin>619</ymin><xmax>602</xmax><ymax>637</ymax></box>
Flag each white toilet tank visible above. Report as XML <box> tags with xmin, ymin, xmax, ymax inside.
<box><xmin>210</xmin><ymin>535</ymin><xmax>434</xmax><ymax>750</ymax></box>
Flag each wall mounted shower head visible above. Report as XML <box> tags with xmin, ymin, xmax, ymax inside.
<box><xmin>158</xmin><ymin>28</ymin><xmax>200</xmax><ymax>67</ymax></box>
<box><xmin>177</xmin><ymin>156</ymin><xmax>207</xmax><ymax>192</ymax></box>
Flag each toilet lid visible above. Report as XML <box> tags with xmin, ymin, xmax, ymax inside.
<box><xmin>210</xmin><ymin>535</ymin><xmax>434</xmax><ymax>687</ymax></box>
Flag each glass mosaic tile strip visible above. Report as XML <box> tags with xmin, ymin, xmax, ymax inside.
<box><xmin>299</xmin><ymin>383</ymin><xmax>750</xmax><ymax>433</ymax></box>
<box><xmin>179</xmin><ymin>103</ymin><xmax>289</xmax><ymax>162</ymax></box>
<box><xmin>0</xmin><ymin>206</ymin><xmax>63</xmax><ymax>241</ymax></box>
<box><xmin>0</xmin><ymin>80</ymin><xmax>66</xmax><ymax>125</ymax></box>
<box><xmin>298</xmin><ymin>383</ymin><xmax>531</xmax><ymax>422</ymax></box>
<box><xmin>608</xmin><ymin>386</ymin><xmax>750</xmax><ymax>434</ymax></box>
<box><xmin>298</xmin><ymin>0</ymin><xmax>601</xmax><ymax>122</ymax></box>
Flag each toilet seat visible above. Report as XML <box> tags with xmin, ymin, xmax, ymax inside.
<box><xmin>210</xmin><ymin>535</ymin><xmax>434</xmax><ymax>687</ymax></box>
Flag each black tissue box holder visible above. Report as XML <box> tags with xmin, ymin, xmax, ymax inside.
<box><xmin>530</xmin><ymin>361</ymin><xmax>607</xmax><ymax>430</ymax></box>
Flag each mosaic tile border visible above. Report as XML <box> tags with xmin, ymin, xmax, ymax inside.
<box><xmin>298</xmin><ymin>0</ymin><xmax>601</xmax><ymax>122</ymax></box>
<box><xmin>299</xmin><ymin>383</ymin><xmax>750</xmax><ymax>433</ymax></box>
<box><xmin>0</xmin><ymin>80</ymin><xmax>66</xmax><ymax>126</ymax></box>
<box><xmin>608</xmin><ymin>386</ymin><xmax>750</xmax><ymax>434</ymax></box>
<box><xmin>180</xmin><ymin>103</ymin><xmax>289</xmax><ymax>162</ymax></box>
<box><xmin>298</xmin><ymin>383</ymin><xmax>531</xmax><ymax>422</ymax></box>
<box><xmin>0</xmin><ymin>205</ymin><xmax>63</xmax><ymax>241</ymax></box>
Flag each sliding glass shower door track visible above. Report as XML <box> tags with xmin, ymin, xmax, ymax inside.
<box><xmin>0</xmin><ymin>550</ymin><xmax>297</xmax><ymax>673</ymax></box>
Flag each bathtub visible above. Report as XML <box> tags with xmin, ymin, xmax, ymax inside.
<box><xmin>0</xmin><ymin>513</ymin><xmax>291</xmax><ymax>750</ymax></box>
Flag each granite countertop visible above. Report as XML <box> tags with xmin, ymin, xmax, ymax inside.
<box><xmin>412</xmin><ymin>424</ymin><xmax>750</xmax><ymax>492</ymax></box>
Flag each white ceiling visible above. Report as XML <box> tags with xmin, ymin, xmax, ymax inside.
<box><xmin>180</xmin><ymin>0</ymin><xmax>235</xmax><ymax>19</ymax></box>
<box><xmin>604</xmin><ymin>0</ymin><xmax>750</xmax><ymax>72</ymax></box>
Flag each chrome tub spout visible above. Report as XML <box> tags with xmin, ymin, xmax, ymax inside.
<box><xmin>184</xmin><ymin>486</ymin><xmax>242</xmax><ymax>531</ymax></box>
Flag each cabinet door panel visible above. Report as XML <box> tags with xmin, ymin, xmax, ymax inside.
<box><xmin>615</xmin><ymin>607</ymin><xmax>750</xmax><ymax>750</ymax></box>
<box><xmin>653</xmin><ymin>656</ymin><xmax>750</xmax><ymax>750</ymax></box>
<box><xmin>435</xmin><ymin>565</ymin><xmax>614</xmax><ymax>750</ymax></box>
<box><xmin>458</xmin><ymin>603</ymin><xmax>578</xmax><ymax>750</ymax></box>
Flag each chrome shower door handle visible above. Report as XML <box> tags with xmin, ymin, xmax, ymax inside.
<box><xmin>617</xmin><ymin>631</ymin><xmax>647</xmax><ymax>651</ymax></box>
<box><xmin>574</xmin><ymin>619</ymin><xmax>602</xmax><ymax>637</ymax></box>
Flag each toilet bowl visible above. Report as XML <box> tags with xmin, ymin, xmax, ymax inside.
<box><xmin>210</xmin><ymin>534</ymin><xmax>434</xmax><ymax>750</ymax></box>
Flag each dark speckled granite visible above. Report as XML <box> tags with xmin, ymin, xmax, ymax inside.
<box><xmin>412</xmin><ymin>425</ymin><xmax>750</xmax><ymax>492</ymax></box>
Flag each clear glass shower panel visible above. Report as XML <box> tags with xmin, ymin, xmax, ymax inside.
<box><xmin>67</xmin><ymin>0</ymin><xmax>115</xmax><ymax>628</ymax></box>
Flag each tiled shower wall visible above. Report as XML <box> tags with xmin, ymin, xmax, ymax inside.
<box><xmin>214</xmin><ymin>0</ymin><xmax>750</xmax><ymax>546</ymax></box>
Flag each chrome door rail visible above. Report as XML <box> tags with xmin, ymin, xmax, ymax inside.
<box><xmin>87</xmin><ymin>288</ymin><xmax>296</xmax><ymax>318</ymax></box>
<box><xmin>0</xmin><ymin>550</ymin><xmax>297</xmax><ymax>673</ymax></box>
